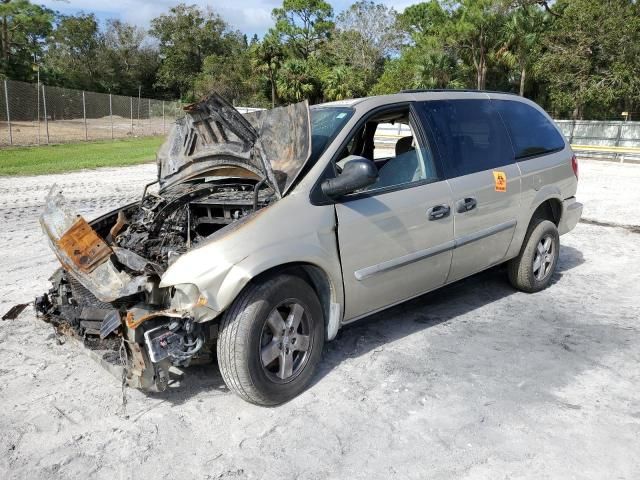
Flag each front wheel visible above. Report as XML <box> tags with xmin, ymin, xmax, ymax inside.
<box><xmin>508</xmin><ymin>219</ymin><xmax>560</xmax><ymax>293</ymax></box>
<box><xmin>217</xmin><ymin>274</ymin><xmax>324</xmax><ymax>405</ymax></box>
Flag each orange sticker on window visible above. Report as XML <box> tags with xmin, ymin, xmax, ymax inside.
<box><xmin>493</xmin><ymin>171</ymin><xmax>507</xmax><ymax>192</ymax></box>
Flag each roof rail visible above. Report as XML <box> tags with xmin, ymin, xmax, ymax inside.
<box><xmin>399</xmin><ymin>88</ymin><xmax>519</xmax><ymax>96</ymax></box>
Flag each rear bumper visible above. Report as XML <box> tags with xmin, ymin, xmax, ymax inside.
<box><xmin>558</xmin><ymin>197</ymin><xmax>583</xmax><ymax>235</ymax></box>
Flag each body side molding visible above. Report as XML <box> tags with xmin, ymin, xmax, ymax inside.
<box><xmin>354</xmin><ymin>219</ymin><xmax>517</xmax><ymax>281</ymax></box>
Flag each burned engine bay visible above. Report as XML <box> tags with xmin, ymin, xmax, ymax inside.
<box><xmin>115</xmin><ymin>180</ymin><xmax>274</xmax><ymax>269</ymax></box>
<box><xmin>36</xmin><ymin>178</ymin><xmax>276</xmax><ymax>391</ymax></box>
<box><xmin>35</xmin><ymin>92</ymin><xmax>311</xmax><ymax>392</ymax></box>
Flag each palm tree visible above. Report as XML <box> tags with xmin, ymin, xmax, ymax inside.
<box><xmin>415</xmin><ymin>48</ymin><xmax>465</xmax><ymax>89</ymax></box>
<box><xmin>499</xmin><ymin>7</ymin><xmax>546</xmax><ymax>96</ymax></box>
<box><xmin>323</xmin><ymin>65</ymin><xmax>363</xmax><ymax>101</ymax></box>
<box><xmin>276</xmin><ymin>59</ymin><xmax>316</xmax><ymax>102</ymax></box>
<box><xmin>251</xmin><ymin>32</ymin><xmax>285</xmax><ymax>108</ymax></box>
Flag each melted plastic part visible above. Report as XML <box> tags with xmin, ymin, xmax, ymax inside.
<box><xmin>40</xmin><ymin>186</ymin><xmax>149</xmax><ymax>303</ymax></box>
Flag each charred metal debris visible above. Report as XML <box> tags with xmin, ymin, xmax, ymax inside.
<box><xmin>36</xmin><ymin>181</ymin><xmax>275</xmax><ymax>391</ymax></box>
<box><xmin>34</xmin><ymin>92</ymin><xmax>301</xmax><ymax>392</ymax></box>
<box><xmin>2</xmin><ymin>303</ymin><xmax>29</xmax><ymax>320</ymax></box>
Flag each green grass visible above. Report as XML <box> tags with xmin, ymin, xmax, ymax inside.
<box><xmin>0</xmin><ymin>136</ymin><xmax>165</xmax><ymax>176</ymax></box>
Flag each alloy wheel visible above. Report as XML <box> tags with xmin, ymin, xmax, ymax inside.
<box><xmin>533</xmin><ymin>234</ymin><xmax>555</xmax><ymax>281</ymax></box>
<box><xmin>259</xmin><ymin>300</ymin><xmax>312</xmax><ymax>382</ymax></box>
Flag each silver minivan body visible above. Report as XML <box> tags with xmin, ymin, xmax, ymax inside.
<box><xmin>159</xmin><ymin>91</ymin><xmax>581</xmax><ymax>335</ymax></box>
<box><xmin>39</xmin><ymin>91</ymin><xmax>582</xmax><ymax>395</ymax></box>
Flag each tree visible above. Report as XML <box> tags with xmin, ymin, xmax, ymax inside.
<box><xmin>276</xmin><ymin>58</ymin><xmax>317</xmax><ymax>102</ymax></box>
<box><xmin>398</xmin><ymin>0</ymin><xmax>511</xmax><ymax>91</ymax></box>
<box><xmin>99</xmin><ymin>20</ymin><xmax>159</xmax><ymax>96</ymax></box>
<box><xmin>498</xmin><ymin>6</ymin><xmax>546</xmax><ymax>96</ymax></box>
<box><xmin>535</xmin><ymin>0</ymin><xmax>640</xmax><ymax>119</ymax></box>
<box><xmin>397</xmin><ymin>0</ymin><xmax>449</xmax><ymax>43</ymax></box>
<box><xmin>322</xmin><ymin>65</ymin><xmax>365</xmax><ymax>100</ymax></box>
<box><xmin>251</xmin><ymin>32</ymin><xmax>285</xmax><ymax>107</ymax></box>
<box><xmin>396</xmin><ymin>1</ymin><xmax>473</xmax><ymax>90</ymax></box>
<box><xmin>413</xmin><ymin>45</ymin><xmax>466</xmax><ymax>89</ymax></box>
<box><xmin>0</xmin><ymin>0</ymin><xmax>634</xmax><ymax>122</ymax></box>
<box><xmin>372</xmin><ymin>40</ymin><xmax>465</xmax><ymax>95</ymax></box>
<box><xmin>272</xmin><ymin>0</ymin><xmax>334</xmax><ymax>60</ymax></box>
<box><xmin>371</xmin><ymin>57</ymin><xmax>417</xmax><ymax>95</ymax></box>
<box><xmin>510</xmin><ymin>0</ymin><xmax>560</xmax><ymax>17</ymax></box>
<box><xmin>336</xmin><ymin>1</ymin><xmax>400</xmax><ymax>62</ymax></box>
<box><xmin>319</xmin><ymin>1</ymin><xmax>398</xmax><ymax>94</ymax></box>
<box><xmin>195</xmin><ymin>49</ymin><xmax>262</xmax><ymax>106</ymax></box>
<box><xmin>447</xmin><ymin>0</ymin><xmax>509</xmax><ymax>90</ymax></box>
<box><xmin>396</xmin><ymin>1</ymin><xmax>472</xmax><ymax>89</ymax></box>
<box><xmin>149</xmin><ymin>4</ymin><xmax>240</xmax><ymax>101</ymax></box>
<box><xmin>44</xmin><ymin>13</ymin><xmax>103</xmax><ymax>90</ymax></box>
<box><xmin>0</xmin><ymin>0</ymin><xmax>53</xmax><ymax>81</ymax></box>
<box><xmin>322</xmin><ymin>30</ymin><xmax>377</xmax><ymax>91</ymax></box>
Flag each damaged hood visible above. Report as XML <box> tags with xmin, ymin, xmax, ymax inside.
<box><xmin>157</xmin><ymin>93</ymin><xmax>312</xmax><ymax>197</ymax></box>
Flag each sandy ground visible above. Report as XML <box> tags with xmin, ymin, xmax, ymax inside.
<box><xmin>1</xmin><ymin>159</ymin><xmax>639</xmax><ymax>479</ymax></box>
<box><xmin>576</xmin><ymin>159</ymin><xmax>640</xmax><ymax>226</ymax></box>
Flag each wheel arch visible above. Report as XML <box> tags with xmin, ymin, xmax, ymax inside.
<box><xmin>219</xmin><ymin>261</ymin><xmax>343</xmax><ymax>341</ymax></box>
<box><xmin>254</xmin><ymin>262</ymin><xmax>339</xmax><ymax>340</ymax></box>
<box><xmin>507</xmin><ymin>191</ymin><xmax>563</xmax><ymax>260</ymax></box>
<box><xmin>530</xmin><ymin>197</ymin><xmax>562</xmax><ymax>227</ymax></box>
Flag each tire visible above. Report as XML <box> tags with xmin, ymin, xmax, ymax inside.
<box><xmin>508</xmin><ymin>219</ymin><xmax>560</xmax><ymax>293</ymax></box>
<box><xmin>217</xmin><ymin>274</ymin><xmax>324</xmax><ymax>406</ymax></box>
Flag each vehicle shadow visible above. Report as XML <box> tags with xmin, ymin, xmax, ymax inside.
<box><xmin>549</xmin><ymin>244</ymin><xmax>585</xmax><ymax>285</ymax></box>
<box><xmin>312</xmin><ymin>243</ymin><xmax>586</xmax><ymax>386</ymax></box>
<box><xmin>151</xmin><ymin>243</ymin><xmax>586</xmax><ymax>405</ymax></box>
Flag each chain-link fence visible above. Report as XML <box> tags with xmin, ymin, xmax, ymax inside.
<box><xmin>3</xmin><ymin>78</ymin><xmax>640</xmax><ymax>163</ymax></box>
<box><xmin>0</xmin><ymin>79</ymin><xmax>184</xmax><ymax>146</ymax></box>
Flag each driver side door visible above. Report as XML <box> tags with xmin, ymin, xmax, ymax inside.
<box><xmin>334</xmin><ymin>104</ymin><xmax>455</xmax><ymax>321</ymax></box>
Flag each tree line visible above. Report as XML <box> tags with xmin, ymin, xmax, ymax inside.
<box><xmin>1</xmin><ymin>0</ymin><xmax>639</xmax><ymax>119</ymax></box>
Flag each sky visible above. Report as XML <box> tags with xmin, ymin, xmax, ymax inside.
<box><xmin>37</xmin><ymin>0</ymin><xmax>415</xmax><ymax>36</ymax></box>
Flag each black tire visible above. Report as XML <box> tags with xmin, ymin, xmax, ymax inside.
<box><xmin>508</xmin><ymin>219</ymin><xmax>560</xmax><ymax>293</ymax></box>
<box><xmin>217</xmin><ymin>274</ymin><xmax>324</xmax><ymax>405</ymax></box>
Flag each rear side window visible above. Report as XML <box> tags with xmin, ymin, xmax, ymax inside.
<box><xmin>494</xmin><ymin>100</ymin><xmax>565</xmax><ymax>159</ymax></box>
<box><xmin>419</xmin><ymin>99</ymin><xmax>513</xmax><ymax>178</ymax></box>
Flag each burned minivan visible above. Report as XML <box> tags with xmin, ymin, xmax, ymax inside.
<box><xmin>37</xmin><ymin>91</ymin><xmax>582</xmax><ymax>405</ymax></box>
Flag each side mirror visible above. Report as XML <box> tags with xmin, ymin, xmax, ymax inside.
<box><xmin>321</xmin><ymin>156</ymin><xmax>378</xmax><ymax>199</ymax></box>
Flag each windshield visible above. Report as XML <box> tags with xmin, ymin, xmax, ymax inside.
<box><xmin>309</xmin><ymin>107</ymin><xmax>354</xmax><ymax>163</ymax></box>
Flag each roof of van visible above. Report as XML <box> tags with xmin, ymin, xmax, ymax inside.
<box><xmin>317</xmin><ymin>89</ymin><xmax>525</xmax><ymax>110</ymax></box>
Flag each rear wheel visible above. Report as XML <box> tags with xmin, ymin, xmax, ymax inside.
<box><xmin>217</xmin><ymin>274</ymin><xmax>324</xmax><ymax>405</ymax></box>
<box><xmin>508</xmin><ymin>219</ymin><xmax>560</xmax><ymax>293</ymax></box>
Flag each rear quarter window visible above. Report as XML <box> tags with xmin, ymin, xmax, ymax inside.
<box><xmin>494</xmin><ymin>100</ymin><xmax>565</xmax><ymax>159</ymax></box>
<box><xmin>419</xmin><ymin>99</ymin><xmax>514</xmax><ymax>178</ymax></box>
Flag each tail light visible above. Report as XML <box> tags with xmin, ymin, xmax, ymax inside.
<box><xmin>571</xmin><ymin>154</ymin><xmax>579</xmax><ymax>180</ymax></box>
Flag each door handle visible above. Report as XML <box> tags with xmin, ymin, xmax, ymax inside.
<box><xmin>456</xmin><ymin>197</ymin><xmax>477</xmax><ymax>213</ymax></box>
<box><xmin>427</xmin><ymin>204</ymin><xmax>450</xmax><ymax>221</ymax></box>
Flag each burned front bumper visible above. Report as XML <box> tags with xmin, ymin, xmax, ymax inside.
<box><xmin>36</xmin><ymin>267</ymin><xmax>216</xmax><ymax>392</ymax></box>
<box><xmin>37</xmin><ymin>188</ymin><xmax>217</xmax><ymax>392</ymax></box>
